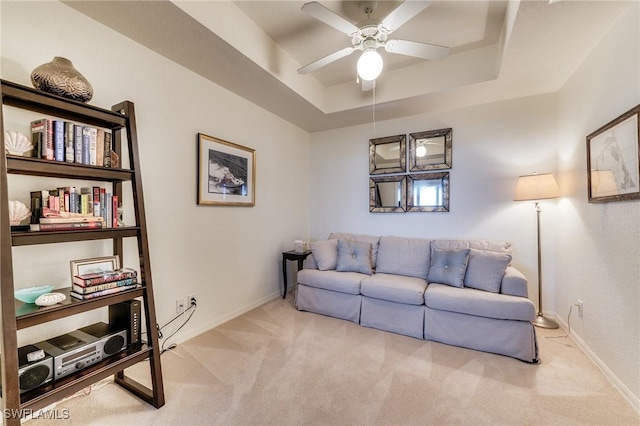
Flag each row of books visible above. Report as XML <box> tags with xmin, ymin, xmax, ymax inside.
<box><xmin>30</xmin><ymin>118</ymin><xmax>119</xmax><ymax>168</ymax></box>
<box><xmin>30</xmin><ymin>186</ymin><xmax>119</xmax><ymax>231</ymax></box>
<box><xmin>70</xmin><ymin>268</ymin><xmax>138</xmax><ymax>300</ymax></box>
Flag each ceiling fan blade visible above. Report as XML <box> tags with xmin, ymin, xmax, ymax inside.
<box><xmin>298</xmin><ymin>47</ymin><xmax>355</xmax><ymax>74</ymax></box>
<box><xmin>301</xmin><ymin>2</ymin><xmax>359</xmax><ymax>36</ymax></box>
<box><xmin>380</xmin><ymin>1</ymin><xmax>433</xmax><ymax>33</ymax></box>
<box><xmin>385</xmin><ymin>39</ymin><xmax>449</xmax><ymax>60</ymax></box>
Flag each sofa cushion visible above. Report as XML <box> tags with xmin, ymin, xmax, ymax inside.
<box><xmin>427</xmin><ymin>248</ymin><xmax>470</xmax><ymax>288</ymax></box>
<box><xmin>360</xmin><ymin>273</ymin><xmax>427</xmax><ymax>305</ymax></box>
<box><xmin>329</xmin><ymin>232</ymin><xmax>380</xmax><ymax>268</ymax></box>
<box><xmin>375</xmin><ymin>236</ymin><xmax>431</xmax><ymax>279</ymax></box>
<box><xmin>432</xmin><ymin>239</ymin><xmax>511</xmax><ymax>254</ymax></box>
<box><xmin>310</xmin><ymin>239</ymin><xmax>338</xmax><ymax>271</ymax></box>
<box><xmin>297</xmin><ymin>269</ymin><xmax>365</xmax><ymax>295</ymax></box>
<box><xmin>464</xmin><ymin>249</ymin><xmax>512</xmax><ymax>293</ymax></box>
<box><xmin>424</xmin><ymin>283</ymin><xmax>535</xmax><ymax>321</ymax></box>
<box><xmin>336</xmin><ymin>240</ymin><xmax>373</xmax><ymax>275</ymax></box>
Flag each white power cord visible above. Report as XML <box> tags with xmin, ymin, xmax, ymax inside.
<box><xmin>545</xmin><ymin>303</ymin><xmax>580</xmax><ymax>344</ymax></box>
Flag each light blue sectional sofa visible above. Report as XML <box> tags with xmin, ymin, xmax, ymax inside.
<box><xmin>295</xmin><ymin>233</ymin><xmax>539</xmax><ymax>363</ymax></box>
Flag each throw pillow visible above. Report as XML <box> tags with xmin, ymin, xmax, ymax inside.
<box><xmin>336</xmin><ymin>240</ymin><xmax>373</xmax><ymax>275</ymax></box>
<box><xmin>310</xmin><ymin>239</ymin><xmax>338</xmax><ymax>271</ymax></box>
<box><xmin>427</xmin><ymin>248</ymin><xmax>471</xmax><ymax>288</ymax></box>
<box><xmin>464</xmin><ymin>249</ymin><xmax>512</xmax><ymax>293</ymax></box>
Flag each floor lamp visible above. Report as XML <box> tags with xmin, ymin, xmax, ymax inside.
<box><xmin>514</xmin><ymin>173</ymin><xmax>560</xmax><ymax>329</ymax></box>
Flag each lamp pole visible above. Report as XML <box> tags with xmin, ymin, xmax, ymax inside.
<box><xmin>532</xmin><ymin>201</ymin><xmax>559</xmax><ymax>329</ymax></box>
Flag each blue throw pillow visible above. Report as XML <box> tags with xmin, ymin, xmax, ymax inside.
<box><xmin>427</xmin><ymin>248</ymin><xmax>471</xmax><ymax>287</ymax></box>
<box><xmin>336</xmin><ymin>240</ymin><xmax>373</xmax><ymax>275</ymax></box>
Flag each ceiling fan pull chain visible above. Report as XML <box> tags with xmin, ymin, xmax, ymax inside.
<box><xmin>372</xmin><ymin>80</ymin><xmax>376</xmax><ymax>133</ymax></box>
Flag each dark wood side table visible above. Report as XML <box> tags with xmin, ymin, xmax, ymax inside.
<box><xmin>282</xmin><ymin>250</ymin><xmax>312</xmax><ymax>299</ymax></box>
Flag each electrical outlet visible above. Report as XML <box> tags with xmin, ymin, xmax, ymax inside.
<box><xmin>577</xmin><ymin>300</ymin><xmax>584</xmax><ymax>318</ymax></box>
<box><xmin>188</xmin><ymin>293</ymin><xmax>197</xmax><ymax>307</ymax></box>
<box><xmin>176</xmin><ymin>298</ymin><xmax>186</xmax><ymax>315</ymax></box>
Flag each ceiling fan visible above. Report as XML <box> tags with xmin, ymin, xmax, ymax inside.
<box><xmin>297</xmin><ymin>1</ymin><xmax>450</xmax><ymax>82</ymax></box>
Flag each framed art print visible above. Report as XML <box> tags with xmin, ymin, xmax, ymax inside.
<box><xmin>587</xmin><ymin>105</ymin><xmax>640</xmax><ymax>203</ymax></box>
<box><xmin>198</xmin><ymin>133</ymin><xmax>256</xmax><ymax>206</ymax></box>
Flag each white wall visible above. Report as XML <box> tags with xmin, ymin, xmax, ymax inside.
<box><xmin>310</xmin><ymin>94</ymin><xmax>559</xmax><ymax>305</ymax></box>
<box><xmin>556</xmin><ymin>3</ymin><xmax>640</xmax><ymax>407</ymax></box>
<box><xmin>1</xmin><ymin>1</ymin><xmax>310</xmax><ymax>345</ymax></box>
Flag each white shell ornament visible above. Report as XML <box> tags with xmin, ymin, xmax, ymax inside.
<box><xmin>8</xmin><ymin>200</ymin><xmax>31</xmax><ymax>226</ymax></box>
<box><xmin>35</xmin><ymin>292</ymin><xmax>66</xmax><ymax>307</ymax></box>
<box><xmin>4</xmin><ymin>130</ymin><xmax>34</xmax><ymax>156</ymax></box>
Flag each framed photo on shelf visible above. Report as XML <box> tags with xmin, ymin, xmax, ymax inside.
<box><xmin>586</xmin><ymin>104</ymin><xmax>640</xmax><ymax>203</ymax></box>
<box><xmin>70</xmin><ymin>255</ymin><xmax>120</xmax><ymax>281</ymax></box>
<box><xmin>197</xmin><ymin>133</ymin><xmax>255</xmax><ymax>206</ymax></box>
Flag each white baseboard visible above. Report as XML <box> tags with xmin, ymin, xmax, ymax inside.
<box><xmin>553</xmin><ymin>311</ymin><xmax>640</xmax><ymax>415</ymax></box>
<box><xmin>167</xmin><ymin>290</ymin><xmax>282</xmax><ymax>346</ymax></box>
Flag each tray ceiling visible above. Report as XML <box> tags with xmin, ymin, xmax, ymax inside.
<box><xmin>63</xmin><ymin>1</ymin><xmax>632</xmax><ymax>132</ymax></box>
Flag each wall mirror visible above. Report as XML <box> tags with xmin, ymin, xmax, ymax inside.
<box><xmin>370</xmin><ymin>134</ymin><xmax>406</xmax><ymax>175</ymax></box>
<box><xmin>369</xmin><ymin>175</ymin><xmax>406</xmax><ymax>213</ymax></box>
<box><xmin>407</xmin><ymin>172</ymin><xmax>450</xmax><ymax>212</ymax></box>
<box><xmin>409</xmin><ymin>128</ymin><xmax>452</xmax><ymax>171</ymax></box>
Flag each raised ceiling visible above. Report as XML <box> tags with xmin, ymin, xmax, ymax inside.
<box><xmin>64</xmin><ymin>1</ymin><xmax>632</xmax><ymax>132</ymax></box>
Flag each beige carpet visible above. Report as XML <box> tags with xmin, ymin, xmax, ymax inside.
<box><xmin>28</xmin><ymin>294</ymin><xmax>639</xmax><ymax>425</ymax></box>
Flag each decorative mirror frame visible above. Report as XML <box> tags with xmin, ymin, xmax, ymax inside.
<box><xmin>369</xmin><ymin>134</ymin><xmax>406</xmax><ymax>175</ymax></box>
<box><xmin>409</xmin><ymin>128</ymin><xmax>452</xmax><ymax>171</ymax></box>
<box><xmin>406</xmin><ymin>172</ymin><xmax>450</xmax><ymax>212</ymax></box>
<box><xmin>369</xmin><ymin>175</ymin><xmax>407</xmax><ymax>213</ymax></box>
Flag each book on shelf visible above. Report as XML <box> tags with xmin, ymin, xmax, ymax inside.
<box><xmin>73</xmin><ymin>267</ymin><xmax>138</xmax><ymax>286</ymax></box>
<box><xmin>112</xmin><ymin>195</ymin><xmax>119</xmax><ymax>227</ymax></box>
<box><xmin>89</xmin><ymin>127</ymin><xmax>98</xmax><ymax>165</ymax></box>
<box><xmin>30</xmin><ymin>191</ymin><xmax>43</xmax><ymax>224</ymax></box>
<box><xmin>70</xmin><ymin>283</ymin><xmax>139</xmax><ymax>300</ymax></box>
<box><xmin>104</xmin><ymin>132</ymin><xmax>112</xmax><ymax>167</ymax></box>
<box><xmin>96</xmin><ymin>129</ymin><xmax>105</xmax><ymax>166</ymax></box>
<box><xmin>39</xmin><ymin>216</ymin><xmax>104</xmax><ymax>224</ymax></box>
<box><xmin>31</xmin><ymin>118</ymin><xmax>54</xmax><ymax>160</ymax></box>
<box><xmin>64</xmin><ymin>121</ymin><xmax>75</xmax><ymax>163</ymax></box>
<box><xmin>82</xmin><ymin>126</ymin><xmax>91</xmax><ymax>164</ymax></box>
<box><xmin>74</xmin><ymin>124</ymin><xmax>83</xmax><ymax>163</ymax></box>
<box><xmin>53</xmin><ymin>120</ymin><xmax>64</xmax><ymax>162</ymax></box>
<box><xmin>32</xmin><ymin>221</ymin><xmax>103</xmax><ymax>232</ymax></box>
<box><xmin>72</xmin><ymin>277</ymin><xmax>136</xmax><ymax>294</ymax></box>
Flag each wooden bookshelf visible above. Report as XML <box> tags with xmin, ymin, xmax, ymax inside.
<box><xmin>0</xmin><ymin>80</ymin><xmax>164</xmax><ymax>425</ymax></box>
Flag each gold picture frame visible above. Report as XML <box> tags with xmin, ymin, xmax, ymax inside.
<box><xmin>197</xmin><ymin>133</ymin><xmax>256</xmax><ymax>206</ymax></box>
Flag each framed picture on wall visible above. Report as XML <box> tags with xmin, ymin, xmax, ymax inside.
<box><xmin>586</xmin><ymin>104</ymin><xmax>640</xmax><ymax>203</ymax></box>
<box><xmin>408</xmin><ymin>128</ymin><xmax>452</xmax><ymax>172</ymax></box>
<box><xmin>369</xmin><ymin>134</ymin><xmax>406</xmax><ymax>175</ymax></box>
<box><xmin>197</xmin><ymin>133</ymin><xmax>256</xmax><ymax>206</ymax></box>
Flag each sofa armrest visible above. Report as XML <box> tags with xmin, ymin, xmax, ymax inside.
<box><xmin>501</xmin><ymin>266</ymin><xmax>528</xmax><ymax>297</ymax></box>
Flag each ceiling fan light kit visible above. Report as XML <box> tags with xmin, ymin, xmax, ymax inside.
<box><xmin>298</xmin><ymin>1</ymin><xmax>450</xmax><ymax>81</ymax></box>
<box><xmin>357</xmin><ymin>45</ymin><xmax>383</xmax><ymax>81</ymax></box>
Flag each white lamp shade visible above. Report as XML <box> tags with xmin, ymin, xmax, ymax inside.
<box><xmin>357</xmin><ymin>49</ymin><xmax>383</xmax><ymax>81</ymax></box>
<box><xmin>514</xmin><ymin>173</ymin><xmax>560</xmax><ymax>201</ymax></box>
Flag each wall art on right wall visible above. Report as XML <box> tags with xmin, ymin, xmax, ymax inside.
<box><xmin>409</xmin><ymin>128</ymin><xmax>452</xmax><ymax>172</ymax></box>
<box><xmin>586</xmin><ymin>104</ymin><xmax>640</xmax><ymax>203</ymax></box>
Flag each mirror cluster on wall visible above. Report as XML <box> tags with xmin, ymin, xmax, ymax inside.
<box><xmin>369</xmin><ymin>128</ymin><xmax>452</xmax><ymax>213</ymax></box>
